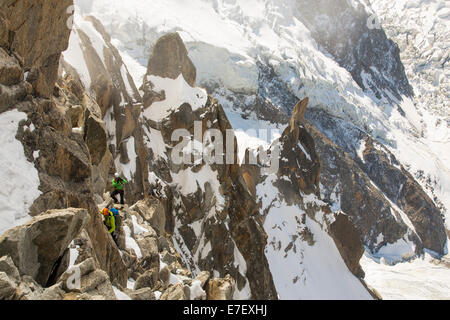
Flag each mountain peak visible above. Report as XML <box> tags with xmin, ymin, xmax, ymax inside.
<box><xmin>146</xmin><ymin>32</ymin><xmax>196</xmax><ymax>87</ymax></box>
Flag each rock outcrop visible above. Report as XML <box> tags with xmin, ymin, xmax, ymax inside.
<box><xmin>143</xmin><ymin>32</ymin><xmax>196</xmax><ymax>88</ymax></box>
<box><xmin>251</xmin><ymin>97</ymin><xmax>376</xmax><ymax>299</ymax></box>
<box><xmin>306</xmin><ymin>109</ymin><xmax>447</xmax><ymax>256</ymax></box>
<box><xmin>205</xmin><ymin>275</ymin><xmax>236</xmax><ymax>300</ymax></box>
<box><xmin>61</xmin><ymin>14</ymin><xmax>147</xmax><ymax>203</ymax></box>
<box><xmin>329</xmin><ymin>213</ymin><xmax>365</xmax><ymax>278</ymax></box>
<box><xmin>0</xmin><ymin>272</ymin><xmax>18</xmax><ymax>300</ymax></box>
<box><xmin>0</xmin><ymin>208</ymin><xmax>89</xmax><ymax>286</ymax></box>
<box><xmin>0</xmin><ymin>0</ymin><xmax>73</xmax><ymax>98</ymax></box>
<box><xmin>0</xmin><ymin>2</ymin><xmax>127</xmax><ymax>297</ymax></box>
<box><xmin>139</xmin><ymin>32</ymin><xmax>278</xmax><ymax>299</ymax></box>
<box><xmin>278</xmin><ymin>97</ymin><xmax>321</xmax><ymax>198</ymax></box>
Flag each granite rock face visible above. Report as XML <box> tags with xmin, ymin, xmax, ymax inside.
<box><xmin>143</xmin><ymin>32</ymin><xmax>196</xmax><ymax>88</ymax></box>
<box><xmin>307</xmin><ymin>109</ymin><xmax>447</xmax><ymax>255</ymax></box>
<box><xmin>0</xmin><ymin>0</ymin><xmax>73</xmax><ymax>97</ymax></box>
<box><xmin>0</xmin><ymin>208</ymin><xmax>89</xmax><ymax>286</ymax></box>
<box><xmin>295</xmin><ymin>0</ymin><xmax>413</xmax><ymax>102</ymax></box>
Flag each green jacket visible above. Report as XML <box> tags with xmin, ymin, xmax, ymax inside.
<box><xmin>104</xmin><ymin>212</ymin><xmax>116</xmax><ymax>234</ymax></box>
<box><xmin>112</xmin><ymin>177</ymin><xmax>128</xmax><ymax>190</ymax></box>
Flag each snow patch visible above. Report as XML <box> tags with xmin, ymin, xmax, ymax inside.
<box><xmin>0</xmin><ymin>110</ymin><xmax>41</xmax><ymax>237</ymax></box>
<box><xmin>124</xmin><ymin>225</ymin><xmax>143</xmax><ymax>259</ymax></box>
<box><xmin>113</xmin><ymin>286</ymin><xmax>132</xmax><ymax>300</ymax></box>
<box><xmin>143</xmin><ymin>74</ymin><xmax>208</xmax><ymax>122</ymax></box>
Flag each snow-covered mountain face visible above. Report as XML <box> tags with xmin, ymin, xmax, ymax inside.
<box><xmin>0</xmin><ymin>0</ymin><xmax>448</xmax><ymax>300</ymax></box>
<box><xmin>1</xmin><ymin>0</ymin><xmax>446</xmax><ymax>301</ymax></box>
<box><xmin>57</xmin><ymin>18</ymin><xmax>376</xmax><ymax>298</ymax></box>
<box><xmin>295</xmin><ymin>0</ymin><xmax>414</xmax><ymax>103</ymax></box>
<box><xmin>368</xmin><ymin>0</ymin><xmax>449</xmax><ymax>224</ymax></box>
<box><xmin>369</xmin><ymin>0</ymin><xmax>449</xmax><ymax>118</ymax></box>
<box><xmin>75</xmin><ymin>0</ymin><xmax>449</xmax><ymax>253</ymax></box>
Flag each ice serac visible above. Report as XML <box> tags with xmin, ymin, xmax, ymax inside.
<box><xmin>295</xmin><ymin>0</ymin><xmax>413</xmax><ymax>102</ymax></box>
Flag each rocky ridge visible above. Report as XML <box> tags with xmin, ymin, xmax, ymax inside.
<box><xmin>0</xmin><ymin>0</ymin><xmax>382</xmax><ymax>300</ymax></box>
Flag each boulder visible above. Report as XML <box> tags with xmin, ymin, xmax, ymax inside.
<box><xmin>14</xmin><ymin>275</ymin><xmax>43</xmax><ymax>300</ymax></box>
<box><xmin>194</xmin><ymin>271</ymin><xmax>211</xmax><ymax>288</ymax></box>
<box><xmin>120</xmin><ymin>248</ymin><xmax>138</xmax><ymax>271</ymax></box>
<box><xmin>158</xmin><ymin>236</ymin><xmax>171</xmax><ymax>252</ymax></box>
<box><xmin>137</xmin><ymin>251</ymin><xmax>160</xmax><ymax>274</ymax></box>
<box><xmin>38</xmin><ymin>283</ymin><xmax>65</xmax><ymax>300</ymax></box>
<box><xmin>0</xmin><ymin>208</ymin><xmax>89</xmax><ymax>286</ymax></box>
<box><xmin>159</xmin><ymin>266</ymin><xmax>170</xmax><ymax>284</ymax></box>
<box><xmin>0</xmin><ymin>47</ymin><xmax>23</xmax><ymax>86</ymax></box>
<box><xmin>127</xmin><ymin>287</ymin><xmax>155</xmax><ymax>301</ymax></box>
<box><xmin>134</xmin><ymin>268</ymin><xmax>159</xmax><ymax>291</ymax></box>
<box><xmin>77</xmin><ymin>270</ymin><xmax>112</xmax><ymax>295</ymax></box>
<box><xmin>84</xmin><ymin>115</ymin><xmax>108</xmax><ymax>166</ymax></box>
<box><xmin>58</xmin><ymin>258</ymin><xmax>96</xmax><ymax>289</ymax></box>
<box><xmin>0</xmin><ymin>256</ymin><xmax>20</xmax><ymax>281</ymax></box>
<box><xmin>36</xmin><ymin>128</ymin><xmax>92</xmax><ymax>183</ymax></box>
<box><xmin>161</xmin><ymin>250</ymin><xmax>178</xmax><ymax>266</ymax></box>
<box><xmin>205</xmin><ymin>275</ymin><xmax>235</xmax><ymax>300</ymax></box>
<box><xmin>0</xmin><ymin>81</ymin><xmax>32</xmax><ymax>114</ymax></box>
<box><xmin>135</xmin><ymin>233</ymin><xmax>159</xmax><ymax>259</ymax></box>
<box><xmin>0</xmin><ymin>272</ymin><xmax>17</xmax><ymax>300</ymax></box>
<box><xmin>160</xmin><ymin>283</ymin><xmax>189</xmax><ymax>300</ymax></box>
<box><xmin>59</xmin><ymin>260</ymin><xmax>116</xmax><ymax>300</ymax></box>
<box><xmin>130</xmin><ymin>200</ymin><xmax>166</xmax><ymax>236</ymax></box>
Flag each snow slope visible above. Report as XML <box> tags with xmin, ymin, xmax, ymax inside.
<box><xmin>0</xmin><ymin>110</ymin><xmax>41</xmax><ymax>237</ymax></box>
<box><xmin>143</xmin><ymin>74</ymin><xmax>208</xmax><ymax>122</ymax></box>
<box><xmin>361</xmin><ymin>252</ymin><xmax>450</xmax><ymax>300</ymax></box>
<box><xmin>258</xmin><ymin>175</ymin><xmax>373</xmax><ymax>299</ymax></box>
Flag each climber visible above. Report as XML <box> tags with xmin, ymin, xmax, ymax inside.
<box><xmin>111</xmin><ymin>172</ymin><xmax>128</xmax><ymax>205</ymax></box>
<box><xmin>101</xmin><ymin>208</ymin><xmax>118</xmax><ymax>245</ymax></box>
<box><xmin>110</xmin><ymin>207</ymin><xmax>121</xmax><ymax>230</ymax></box>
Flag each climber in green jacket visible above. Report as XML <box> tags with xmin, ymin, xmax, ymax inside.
<box><xmin>111</xmin><ymin>172</ymin><xmax>128</xmax><ymax>205</ymax></box>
